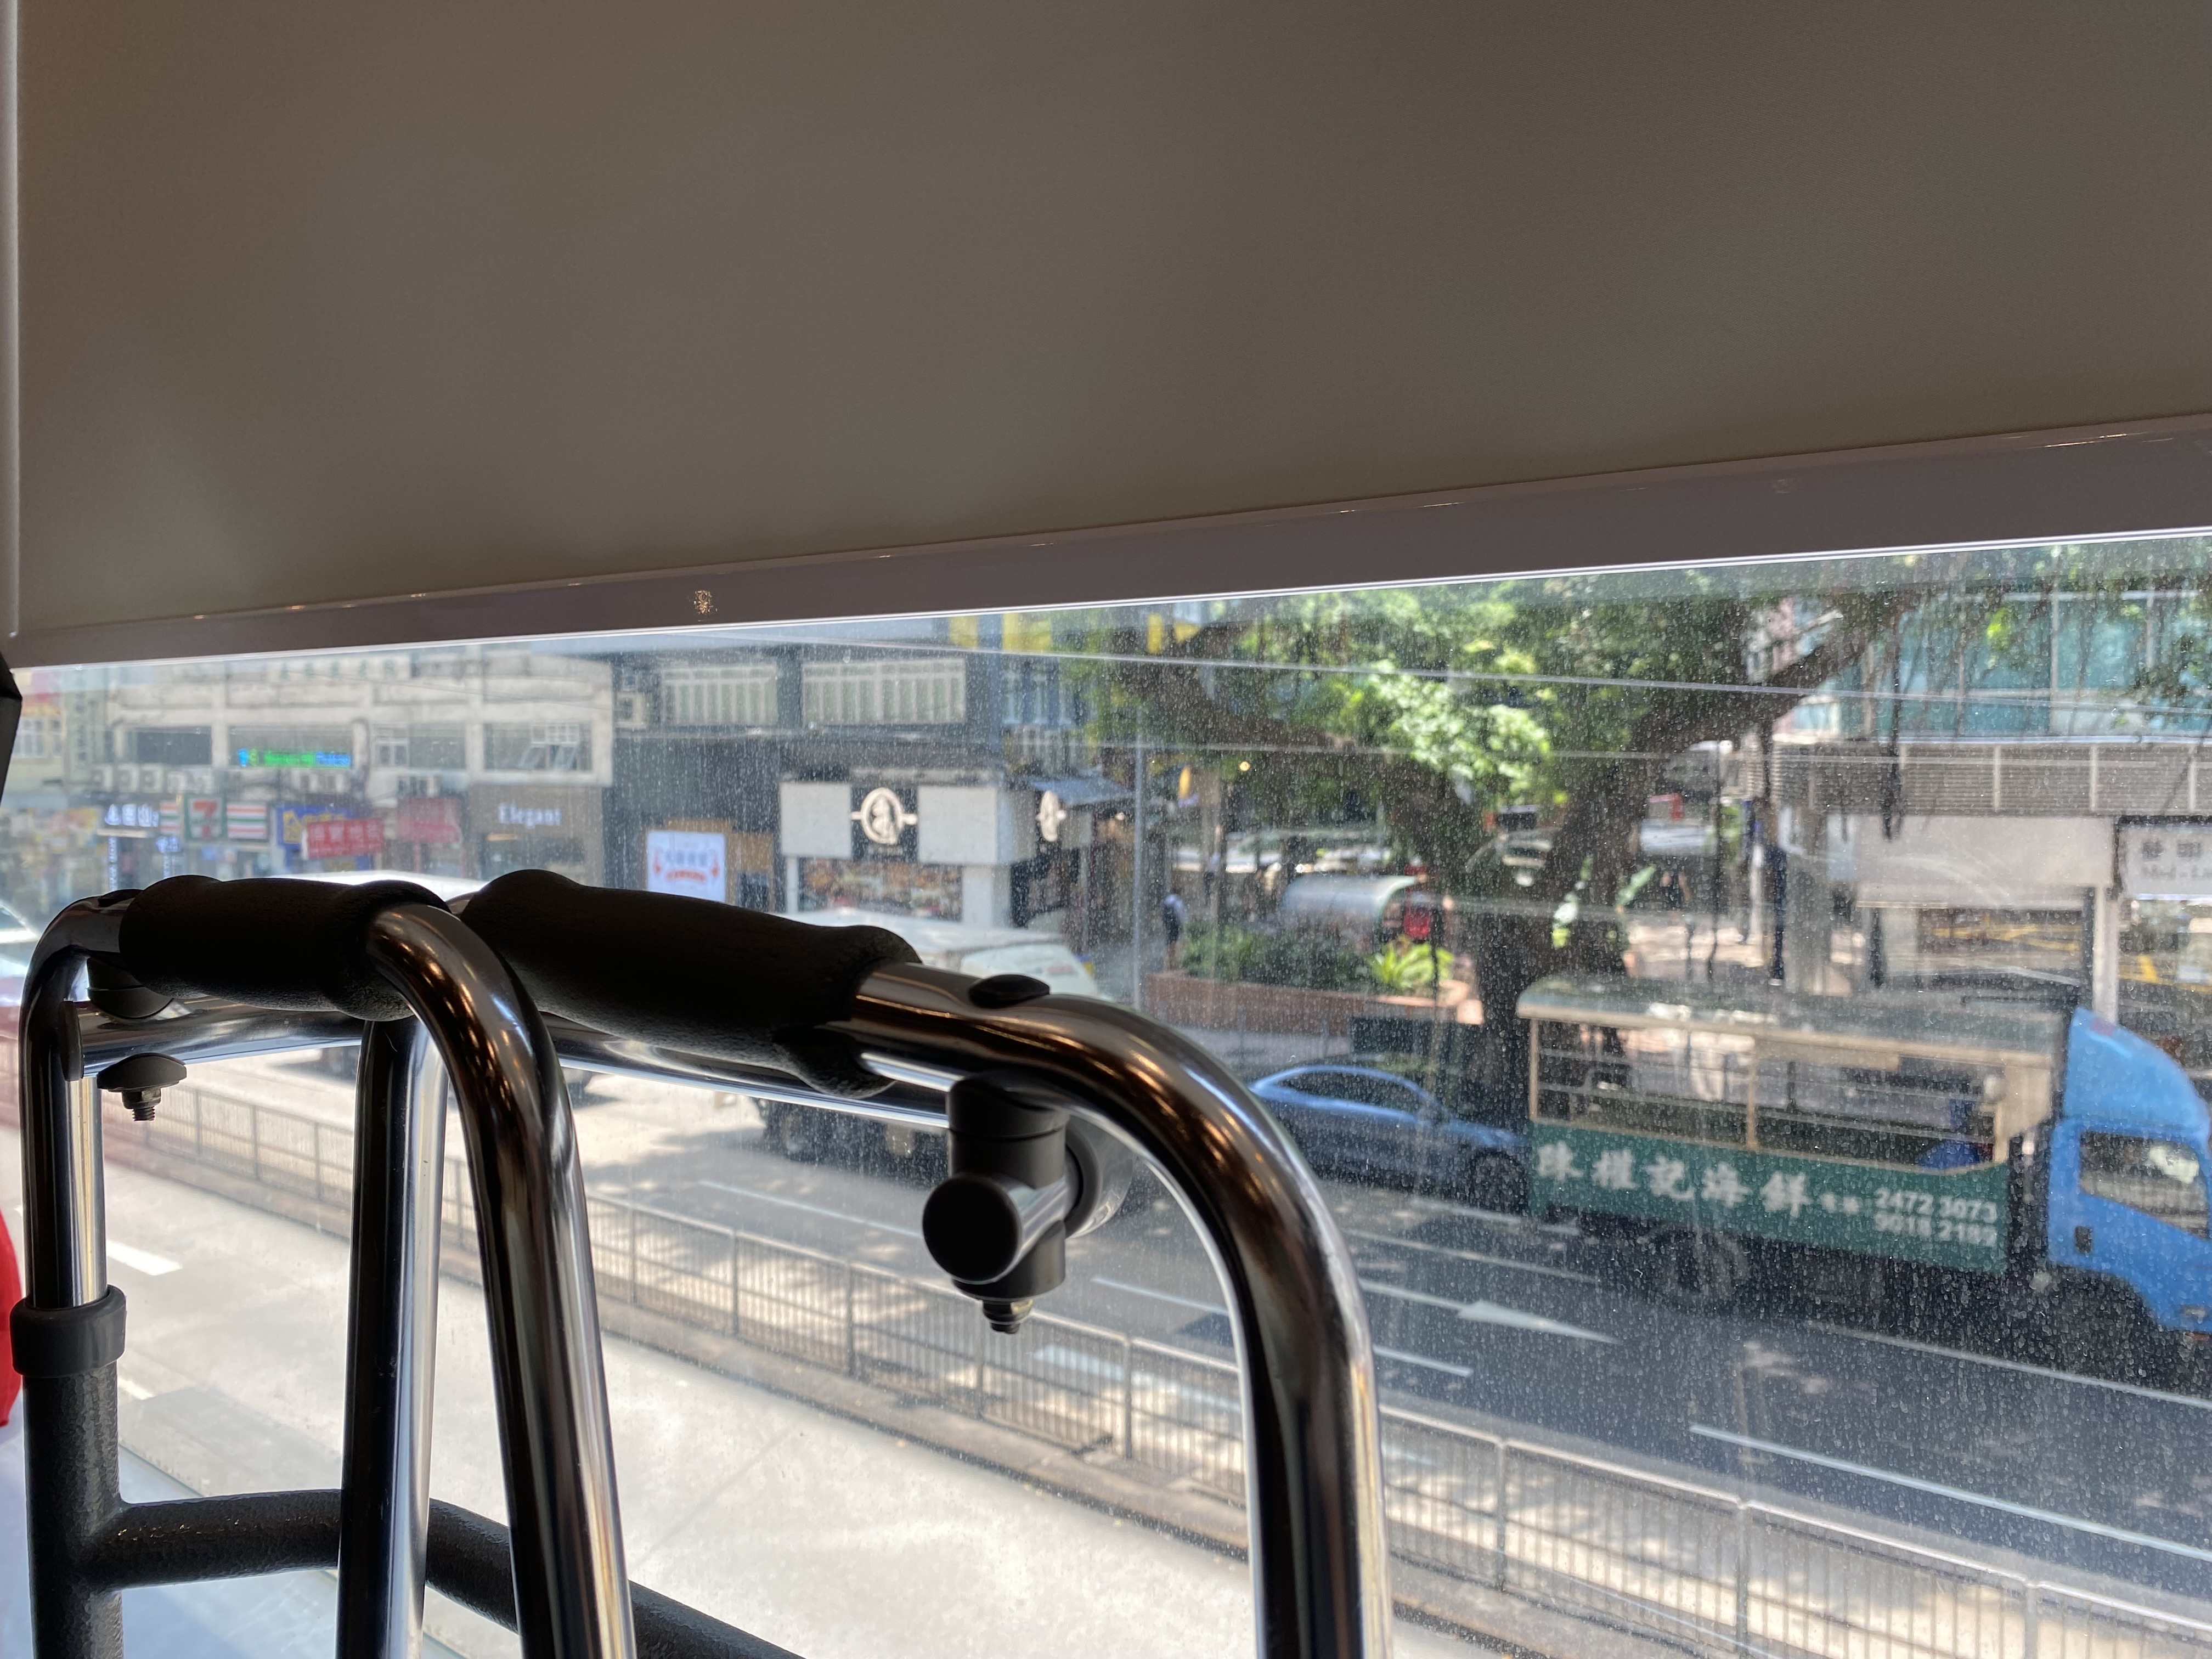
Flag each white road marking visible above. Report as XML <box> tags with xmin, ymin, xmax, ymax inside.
<box><xmin>1092</xmin><ymin>1277</ymin><xmax>1226</xmax><ymax>1316</ymax></box>
<box><xmin>1337</xmin><ymin>1278</ymin><xmax>1620</xmax><ymax>1342</ymax></box>
<box><xmin>1458</xmin><ymin>1299</ymin><xmax>1618</xmax><ymax>1343</ymax></box>
<box><xmin>1689</xmin><ymin>1424</ymin><xmax>2212</xmax><ymax>1564</ymax></box>
<box><xmin>1092</xmin><ymin>1277</ymin><xmax>1480</xmax><ymax>1378</ymax></box>
<box><xmin>1340</xmin><ymin>1226</ymin><xmax>1600</xmax><ymax>1284</ymax></box>
<box><xmin>1376</xmin><ymin>1345</ymin><xmax>1474</xmax><ymax>1379</ymax></box>
<box><xmin>117</xmin><ymin>1376</ymin><xmax>152</xmax><ymax>1401</ymax></box>
<box><xmin>1805</xmin><ymin>1322</ymin><xmax>2212</xmax><ymax>1412</ymax></box>
<box><xmin>107</xmin><ymin>1241</ymin><xmax>180</xmax><ymax>1277</ymax></box>
<box><xmin>1359</xmin><ymin>1280</ymin><xmax>1473</xmax><ymax>1313</ymax></box>
<box><xmin>696</xmin><ymin>1180</ymin><xmax>922</xmax><ymax>1239</ymax></box>
<box><xmin>1099</xmin><ymin>1267</ymin><xmax>1617</xmax><ymax>1345</ymax></box>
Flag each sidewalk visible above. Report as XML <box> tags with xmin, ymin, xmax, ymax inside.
<box><xmin>0</xmin><ymin>1420</ymin><xmax>393</xmax><ymax>1659</ymax></box>
<box><xmin>0</xmin><ymin>1131</ymin><xmax>1471</xmax><ymax>1659</ymax></box>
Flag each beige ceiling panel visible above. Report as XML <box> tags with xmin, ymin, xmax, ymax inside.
<box><xmin>20</xmin><ymin>3</ymin><xmax>2212</xmax><ymax>634</ymax></box>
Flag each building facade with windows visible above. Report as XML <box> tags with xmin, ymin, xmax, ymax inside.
<box><xmin>608</xmin><ymin>622</ymin><xmax>1113</xmax><ymax>937</ymax></box>
<box><xmin>31</xmin><ymin>646</ymin><xmax>615</xmax><ymax>891</ymax></box>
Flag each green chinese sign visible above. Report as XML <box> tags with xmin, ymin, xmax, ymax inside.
<box><xmin>1528</xmin><ymin>1125</ymin><xmax>2011</xmax><ymax>1272</ymax></box>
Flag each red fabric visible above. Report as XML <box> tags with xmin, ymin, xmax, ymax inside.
<box><xmin>0</xmin><ymin>1205</ymin><xmax>20</xmax><ymax>1425</ymax></box>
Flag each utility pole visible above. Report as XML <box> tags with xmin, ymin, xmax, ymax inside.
<box><xmin>1131</xmin><ymin>726</ymin><xmax>1146</xmax><ymax>1012</ymax></box>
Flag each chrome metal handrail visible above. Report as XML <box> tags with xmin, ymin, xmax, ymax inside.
<box><xmin>833</xmin><ymin>963</ymin><xmax>1393</xmax><ymax>1659</ymax></box>
<box><xmin>20</xmin><ymin>900</ymin><xmax>636</xmax><ymax>1659</ymax></box>
<box><xmin>65</xmin><ymin>963</ymin><xmax>1392</xmax><ymax>1659</ymax></box>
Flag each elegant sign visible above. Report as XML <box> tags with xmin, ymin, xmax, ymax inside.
<box><xmin>303</xmin><ymin>816</ymin><xmax>386</xmax><ymax>861</ymax></box>
<box><xmin>646</xmin><ymin>830</ymin><xmax>727</xmax><ymax>902</ymax></box>
<box><xmin>2119</xmin><ymin>822</ymin><xmax>2212</xmax><ymax>899</ymax></box>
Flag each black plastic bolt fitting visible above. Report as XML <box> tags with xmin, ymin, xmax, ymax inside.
<box><xmin>922</xmin><ymin>1072</ymin><xmax>1135</xmax><ymax>1335</ymax></box>
<box><xmin>95</xmin><ymin>1052</ymin><xmax>187</xmax><ymax>1121</ymax></box>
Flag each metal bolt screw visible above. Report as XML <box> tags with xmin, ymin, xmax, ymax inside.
<box><xmin>97</xmin><ymin>1053</ymin><xmax>186</xmax><ymax>1123</ymax></box>
<box><xmin>980</xmin><ymin>1298</ymin><xmax>1032</xmax><ymax>1335</ymax></box>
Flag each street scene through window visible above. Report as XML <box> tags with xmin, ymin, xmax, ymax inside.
<box><xmin>5</xmin><ymin>534</ymin><xmax>2212</xmax><ymax>1658</ymax></box>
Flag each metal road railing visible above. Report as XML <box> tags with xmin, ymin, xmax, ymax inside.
<box><xmin>41</xmin><ymin>1078</ymin><xmax>2212</xmax><ymax>1659</ymax></box>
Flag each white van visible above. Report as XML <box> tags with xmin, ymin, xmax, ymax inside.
<box><xmin>793</xmin><ymin>907</ymin><xmax>1105</xmax><ymax>1000</ymax></box>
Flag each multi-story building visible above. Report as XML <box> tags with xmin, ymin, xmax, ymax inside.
<box><xmin>1763</xmin><ymin>586</ymin><xmax>2212</xmax><ymax>1076</ymax></box>
<box><xmin>608</xmin><ymin>619</ymin><xmax>1116</xmax><ymax>938</ymax></box>
<box><xmin>64</xmin><ymin>646</ymin><xmax>614</xmax><ymax>890</ymax></box>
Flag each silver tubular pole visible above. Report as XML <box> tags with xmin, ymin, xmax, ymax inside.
<box><xmin>18</xmin><ymin>899</ymin><xmax>128</xmax><ymax>1659</ymax></box>
<box><xmin>836</xmin><ymin>963</ymin><xmax>1392</xmax><ymax>1659</ymax></box>
<box><xmin>76</xmin><ymin>1000</ymin><xmax>363</xmax><ymax>1072</ymax></box>
<box><xmin>336</xmin><ymin>1018</ymin><xmax>444</xmax><ymax>1659</ymax></box>
<box><xmin>362</xmin><ymin>904</ymin><xmax>634</xmax><ymax>1659</ymax></box>
<box><xmin>21</xmin><ymin>900</ymin><xmax>122</xmax><ymax>1310</ymax></box>
<box><xmin>538</xmin><ymin>1019</ymin><xmax>947</xmax><ymax>1128</ymax></box>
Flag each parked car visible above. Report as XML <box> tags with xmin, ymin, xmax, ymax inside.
<box><xmin>795</xmin><ymin>907</ymin><xmax>1104</xmax><ymax>998</ymax></box>
<box><xmin>759</xmin><ymin>909</ymin><xmax>1105</xmax><ymax>1166</ymax></box>
<box><xmin>1250</xmin><ymin>1063</ymin><xmax>1529</xmax><ymax>1212</ymax></box>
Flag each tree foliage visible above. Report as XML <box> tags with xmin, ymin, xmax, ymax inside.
<box><xmin>1062</xmin><ymin>538</ymin><xmax>2212</xmax><ymax>1068</ymax></box>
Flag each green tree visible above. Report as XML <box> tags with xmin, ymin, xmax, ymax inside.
<box><xmin>1066</xmin><ymin>540</ymin><xmax>2212</xmax><ymax>1076</ymax></box>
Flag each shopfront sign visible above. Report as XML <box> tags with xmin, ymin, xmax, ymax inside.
<box><xmin>101</xmin><ymin>802</ymin><xmax>161</xmax><ymax>831</ymax></box>
<box><xmin>303</xmin><ymin>816</ymin><xmax>386</xmax><ymax>861</ymax></box>
<box><xmin>185</xmin><ymin>797</ymin><xmax>223</xmax><ymax>842</ymax></box>
<box><xmin>497</xmin><ymin>802</ymin><xmax>563</xmax><ymax>829</ymax></box>
<box><xmin>851</xmin><ymin>786</ymin><xmax>915</xmax><ymax>848</ymax></box>
<box><xmin>2120</xmin><ymin>821</ymin><xmax>2212</xmax><ymax>899</ymax></box>
<box><xmin>396</xmin><ymin>795</ymin><xmax>462</xmax><ymax>845</ymax></box>
<box><xmin>1036</xmin><ymin>789</ymin><xmax>1067</xmax><ymax>844</ymax></box>
<box><xmin>225</xmin><ymin>802</ymin><xmax>270</xmax><ymax>843</ymax></box>
<box><xmin>646</xmin><ymin>829</ymin><xmax>727</xmax><ymax>902</ymax></box>
<box><xmin>849</xmin><ymin>785</ymin><xmax>918</xmax><ymax>859</ymax></box>
<box><xmin>280</xmin><ymin>805</ymin><xmax>347</xmax><ymax>846</ymax></box>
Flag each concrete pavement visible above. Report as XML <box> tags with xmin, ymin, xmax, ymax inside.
<box><xmin>0</xmin><ymin>1126</ymin><xmax>1474</xmax><ymax>1659</ymax></box>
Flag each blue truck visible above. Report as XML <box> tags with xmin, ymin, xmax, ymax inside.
<box><xmin>1516</xmin><ymin>977</ymin><xmax>2212</xmax><ymax>1369</ymax></box>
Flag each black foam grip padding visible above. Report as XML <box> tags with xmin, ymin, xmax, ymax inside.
<box><xmin>464</xmin><ymin>870</ymin><xmax>919</xmax><ymax>1094</ymax></box>
<box><xmin>117</xmin><ymin>874</ymin><xmax>449</xmax><ymax>1020</ymax></box>
<box><xmin>95</xmin><ymin>1490</ymin><xmax>340</xmax><ymax>1589</ymax></box>
<box><xmin>427</xmin><ymin>1500</ymin><xmax>802</xmax><ymax>1659</ymax></box>
<box><xmin>12</xmin><ymin>1287</ymin><xmax>126</xmax><ymax>1378</ymax></box>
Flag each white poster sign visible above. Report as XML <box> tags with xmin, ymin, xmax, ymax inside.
<box><xmin>646</xmin><ymin>829</ymin><xmax>727</xmax><ymax>902</ymax></box>
<box><xmin>2119</xmin><ymin>822</ymin><xmax>2212</xmax><ymax>899</ymax></box>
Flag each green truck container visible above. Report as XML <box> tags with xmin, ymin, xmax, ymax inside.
<box><xmin>1516</xmin><ymin>976</ymin><xmax>2063</xmax><ymax>1293</ymax></box>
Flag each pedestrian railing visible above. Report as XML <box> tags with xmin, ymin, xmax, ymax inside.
<box><xmin>62</xmin><ymin>1081</ymin><xmax>2212</xmax><ymax>1659</ymax></box>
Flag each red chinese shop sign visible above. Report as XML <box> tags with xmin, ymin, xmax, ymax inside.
<box><xmin>303</xmin><ymin>816</ymin><xmax>386</xmax><ymax>861</ymax></box>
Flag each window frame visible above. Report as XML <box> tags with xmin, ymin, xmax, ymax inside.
<box><xmin>10</xmin><ymin>416</ymin><xmax>2212</xmax><ymax>670</ymax></box>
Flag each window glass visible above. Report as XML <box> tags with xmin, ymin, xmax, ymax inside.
<box><xmin>2080</xmin><ymin>1132</ymin><xmax>2210</xmax><ymax>1237</ymax></box>
<box><xmin>8</xmin><ymin>535</ymin><xmax>2212</xmax><ymax>1658</ymax></box>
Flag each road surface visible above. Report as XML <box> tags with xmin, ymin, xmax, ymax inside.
<box><xmin>0</xmin><ymin>1119</ymin><xmax>1478</xmax><ymax>1659</ymax></box>
<box><xmin>542</xmin><ymin>1064</ymin><xmax>2212</xmax><ymax>1611</ymax></box>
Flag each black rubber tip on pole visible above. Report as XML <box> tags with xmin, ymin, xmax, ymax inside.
<box><xmin>12</xmin><ymin>1287</ymin><xmax>127</xmax><ymax>1378</ymax></box>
